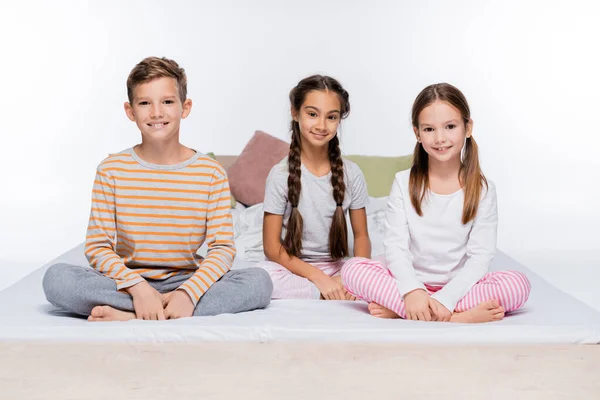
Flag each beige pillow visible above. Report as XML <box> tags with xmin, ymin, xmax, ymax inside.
<box><xmin>346</xmin><ymin>154</ymin><xmax>413</xmax><ymax>198</ymax></box>
<box><xmin>206</xmin><ymin>152</ymin><xmax>237</xmax><ymax>208</ymax></box>
<box><xmin>227</xmin><ymin>131</ymin><xmax>290</xmax><ymax>206</ymax></box>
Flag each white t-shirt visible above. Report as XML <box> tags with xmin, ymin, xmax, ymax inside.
<box><xmin>264</xmin><ymin>157</ymin><xmax>369</xmax><ymax>262</ymax></box>
<box><xmin>384</xmin><ymin>169</ymin><xmax>498</xmax><ymax>312</ymax></box>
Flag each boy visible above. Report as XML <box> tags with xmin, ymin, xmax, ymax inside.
<box><xmin>43</xmin><ymin>57</ymin><xmax>272</xmax><ymax>321</ymax></box>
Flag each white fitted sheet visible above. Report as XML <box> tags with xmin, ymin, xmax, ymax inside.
<box><xmin>1</xmin><ymin>243</ymin><xmax>599</xmax><ymax>343</ymax></box>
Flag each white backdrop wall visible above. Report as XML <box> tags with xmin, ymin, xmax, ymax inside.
<box><xmin>1</xmin><ymin>0</ymin><xmax>599</xmax><ymax>284</ymax></box>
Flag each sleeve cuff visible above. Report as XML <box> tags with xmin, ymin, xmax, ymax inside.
<box><xmin>263</xmin><ymin>205</ymin><xmax>286</xmax><ymax>215</ymax></box>
<box><xmin>179</xmin><ymin>282</ymin><xmax>202</xmax><ymax>307</ymax></box>
<box><xmin>430</xmin><ymin>291</ymin><xmax>458</xmax><ymax>314</ymax></box>
<box><xmin>396</xmin><ymin>279</ymin><xmax>427</xmax><ymax>299</ymax></box>
<box><xmin>115</xmin><ymin>275</ymin><xmax>145</xmax><ymax>291</ymax></box>
<box><xmin>350</xmin><ymin>197</ymin><xmax>369</xmax><ymax>210</ymax></box>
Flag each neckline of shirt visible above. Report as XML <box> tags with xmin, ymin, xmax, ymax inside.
<box><xmin>128</xmin><ymin>147</ymin><xmax>201</xmax><ymax>170</ymax></box>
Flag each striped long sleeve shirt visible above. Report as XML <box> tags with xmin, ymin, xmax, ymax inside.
<box><xmin>84</xmin><ymin>148</ymin><xmax>236</xmax><ymax>306</ymax></box>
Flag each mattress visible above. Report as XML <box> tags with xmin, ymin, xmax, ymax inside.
<box><xmin>1</xmin><ymin>242</ymin><xmax>599</xmax><ymax>344</ymax></box>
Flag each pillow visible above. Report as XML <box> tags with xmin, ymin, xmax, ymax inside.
<box><xmin>206</xmin><ymin>152</ymin><xmax>237</xmax><ymax>208</ymax></box>
<box><xmin>226</xmin><ymin>131</ymin><xmax>290</xmax><ymax>206</ymax></box>
<box><xmin>345</xmin><ymin>155</ymin><xmax>412</xmax><ymax>198</ymax></box>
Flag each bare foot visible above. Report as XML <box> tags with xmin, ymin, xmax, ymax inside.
<box><xmin>450</xmin><ymin>299</ymin><xmax>505</xmax><ymax>323</ymax></box>
<box><xmin>368</xmin><ymin>302</ymin><xmax>400</xmax><ymax>319</ymax></box>
<box><xmin>88</xmin><ymin>306</ymin><xmax>136</xmax><ymax>322</ymax></box>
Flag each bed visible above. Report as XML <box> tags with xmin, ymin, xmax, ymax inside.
<box><xmin>1</xmin><ymin>152</ymin><xmax>599</xmax><ymax>398</ymax></box>
<box><xmin>1</xmin><ymin>239</ymin><xmax>599</xmax><ymax>343</ymax></box>
<box><xmin>1</xmin><ymin>237</ymin><xmax>600</xmax><ymax>398</ymax></box>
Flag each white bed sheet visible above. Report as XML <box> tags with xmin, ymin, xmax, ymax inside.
<box><xmin>1</xmin><ymin>243</ymin><xmax>599</xmax><ymax>344</ymax></box>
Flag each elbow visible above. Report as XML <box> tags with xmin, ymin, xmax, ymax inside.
<box><xmin>354</xmin><ymin>231</ymin><xmax>370</xmax><ymax>243</ymax></box>
<box><xmin>362</xmin><ymin>235</ymin><xmax>372</xmax><ymax>248</ymax></box>
<box><xmin>353</xmin><ymin>234</ymin><xmax>371</xmax><ymax>255</ymax></box>
<box><xmin>264</xmin><ymin>242</ymin><xmax>284</xmax><ymax>263</ymax></box>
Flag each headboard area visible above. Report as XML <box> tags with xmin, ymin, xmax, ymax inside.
<box><xmin>214</xmin><ymin>155</ymin><xmax>238</xmax><ymax>171</ymax></box>
<box><xmin>208</xmin><ymin>130</ymin><xmax>412</xmax><ymax>205</ymax></box>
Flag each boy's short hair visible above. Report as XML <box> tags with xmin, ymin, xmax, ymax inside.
<box><xmin>127</xmin><ymin>57</ymin><xmax>187</xmax><ymax>104</ymax></box>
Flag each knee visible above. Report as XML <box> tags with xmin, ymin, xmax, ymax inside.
<box><xmin>496</xmin><ymin>270</ymin><xmax>532</xmax><ymax>310</ymax></box>
<box><xmin>511</xmin><ymin>270</ymin><xmax>531</xmax><ymax>300</ymax></box>
<box><xmin>246</xmin><ymin>268</ymin><xmax>274</xmax><ymax>309</ymax></box>
<box><xmin>340</xmin><ymin>257</ymin><xmax>368</xmax><ymax>287</ymax></box>
<box><xmin>502</xmin><ymin>270</ymin><xmax>531</xmax><ymax>293</ymax></box>
<box><xmin>42</xmin><ymin>263</ymin><xmax>70</xmax><ymax>305</ymax></box>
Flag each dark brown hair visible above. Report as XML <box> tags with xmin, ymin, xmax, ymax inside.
<box><xmin>126</xmin><ymin>57</ymin><xmax>187</xmax><ymax>104</ymax></box>
<box><xmin>283</xmin><ymin>75</ymin><xmax>350</xmax><ymax>259</ymax></box>
<box><xmin>410</xmin><ymin>83</ymin><xmax>487</xmax><ymax>224</ymax></box>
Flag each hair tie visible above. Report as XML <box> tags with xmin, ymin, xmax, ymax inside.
<box><xmin>291</xmin><ymin>205</ymin><xmax>298</xmax><ymax>208</ymax></box>
<box><xmin>336</xmin><ymin>203</ymin><xmax>343</xmax><ymax>207</ymax></box>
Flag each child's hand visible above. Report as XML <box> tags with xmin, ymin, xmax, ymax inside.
<box><xmin>126</xmin><ymin>281</ymin><xmax>166</xmax><ymax>320</ymax></box>
<box><xmin>332</xmin><ymin>275</ymin><xmax>357</xmax><ymax>301</ymax></box>
<box><xmin>404</xmin><ymin>289</ymin><xmax>432</xmax><ymax>321</ymax></box>
<box><xmin>429</xmin><ymin>298</ymin><xmax>452</xmax><ymax>322</ymax></box>
<box><xmin>164</xmin><ymin>290</ymin><xmax>195</xmax><ymax>319</ymax></box>
<box><xmin>314</xmin><ymin>275</ymin><xmax>348</xmax><ymax>300</ymax></box>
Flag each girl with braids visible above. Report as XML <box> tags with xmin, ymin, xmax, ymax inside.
<box><xmin>256</xmin><ymin>75</ymin><xmax>371</xmax><ymax>300</ymax></box>
<box><xmin>342</xmin><ymin>83</ymin><xmax>531</xmax><ymax>323</ymax></box>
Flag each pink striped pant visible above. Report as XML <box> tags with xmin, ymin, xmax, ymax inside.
<box><xmin>256</xmin><ymin>260</ymin><xmax>345</xmax><ymax>299</ymax></box>
<box><xmin>341</xmin><ymin>257</ymin><xmax>531</xmax><ymax>318</ymax></box>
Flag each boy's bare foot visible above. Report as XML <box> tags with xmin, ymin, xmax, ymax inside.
<box><xmin>368</xmin><ymin>302</ymin><xmax>400</xmax><ymax>319</ymax></box>
<box><xmin>88</xmin><ymin>306</ymin><xmax>136</xmax><ymax>322</ymax></box>
<box><xmin>450</xmin><ymin>299</ymin><xmax>505</xmax><ymax>323</ymax></box>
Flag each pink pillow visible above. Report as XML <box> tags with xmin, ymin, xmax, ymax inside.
<box><xmin>227</xmin><ymin>131</ymin><xmax>290</xmax><ymax>206</ymax></box>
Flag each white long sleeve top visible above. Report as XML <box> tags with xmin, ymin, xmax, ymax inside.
<box><xmin>383</xmin><ymin>169</ymin><xmax>498</xmax><ymax>312</ymax></box>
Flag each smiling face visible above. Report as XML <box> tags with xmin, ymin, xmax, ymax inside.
<box><xmin>414</xmin><ymin>100</ymin><xmax>472</xmax><ymax>165</ymax></box>
<box><xmin>124</xmin><ymin>76</ymin><xmax>192</xmax><ymax>143</ymax></box>
<box><xmin>292</xmin><ymin>89</ymin><xmax>342</xmax><ymax>152</ymax></box>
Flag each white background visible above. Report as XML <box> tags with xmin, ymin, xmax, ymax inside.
<box><xmin>0</xmin><ymin>1</ymin><xmax>598</xmax><ymax>306</ymax></box>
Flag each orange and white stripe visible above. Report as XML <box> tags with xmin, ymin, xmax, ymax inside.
<box><xmin>84</xmin><ymin>149</ymin><xmax>235</xmax><ymax>306</ymax></box>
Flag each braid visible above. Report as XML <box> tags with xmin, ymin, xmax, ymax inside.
<box><xmin>329</xmin><ymin>136</ymin><xmax>346</xmax><ymax>206</ymax></box>
<box><xmin>283</xmin><ymin>123</ymin><xmax>304</xmax><ymax>257</ymax></box>
<box><xmin>285</xmin><ymin>74</ymin><xmax>351</xmax><ymax>260</ymax></box>
<box><xmin>328</xmin><ymin>135</ymin><xmax>349</xmax><ymax>259</ymax></box>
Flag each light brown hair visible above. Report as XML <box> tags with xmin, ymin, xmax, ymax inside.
<box><xmin>126</xmin><ymin>57</ymin><xmax>187</xmax><ymax>104</ymax></box>
<box><xmin>410</xmin><ymin>83</ymin><xmax>487</xmax><ymax>224</ymax></box>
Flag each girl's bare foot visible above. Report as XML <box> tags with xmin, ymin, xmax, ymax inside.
<box><xmin>450</xmin><ymin>299</ymin><xmax>505</xmax><ymax>323</ymax></box>
<box><xmin>88</xmin><ymin>306</ymin><xmax>136</xmax><ymax>322</ymax></box>
<box><xmin>368</xmin><ymin>302</ymin><xmax>400</xmax><ymax>319</ymax></box>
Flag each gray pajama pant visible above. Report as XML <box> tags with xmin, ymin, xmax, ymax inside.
<box><xmin>42</xmin><ymin>263</ymin><xmax>273</xmax><ymax>317</ymax></box>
